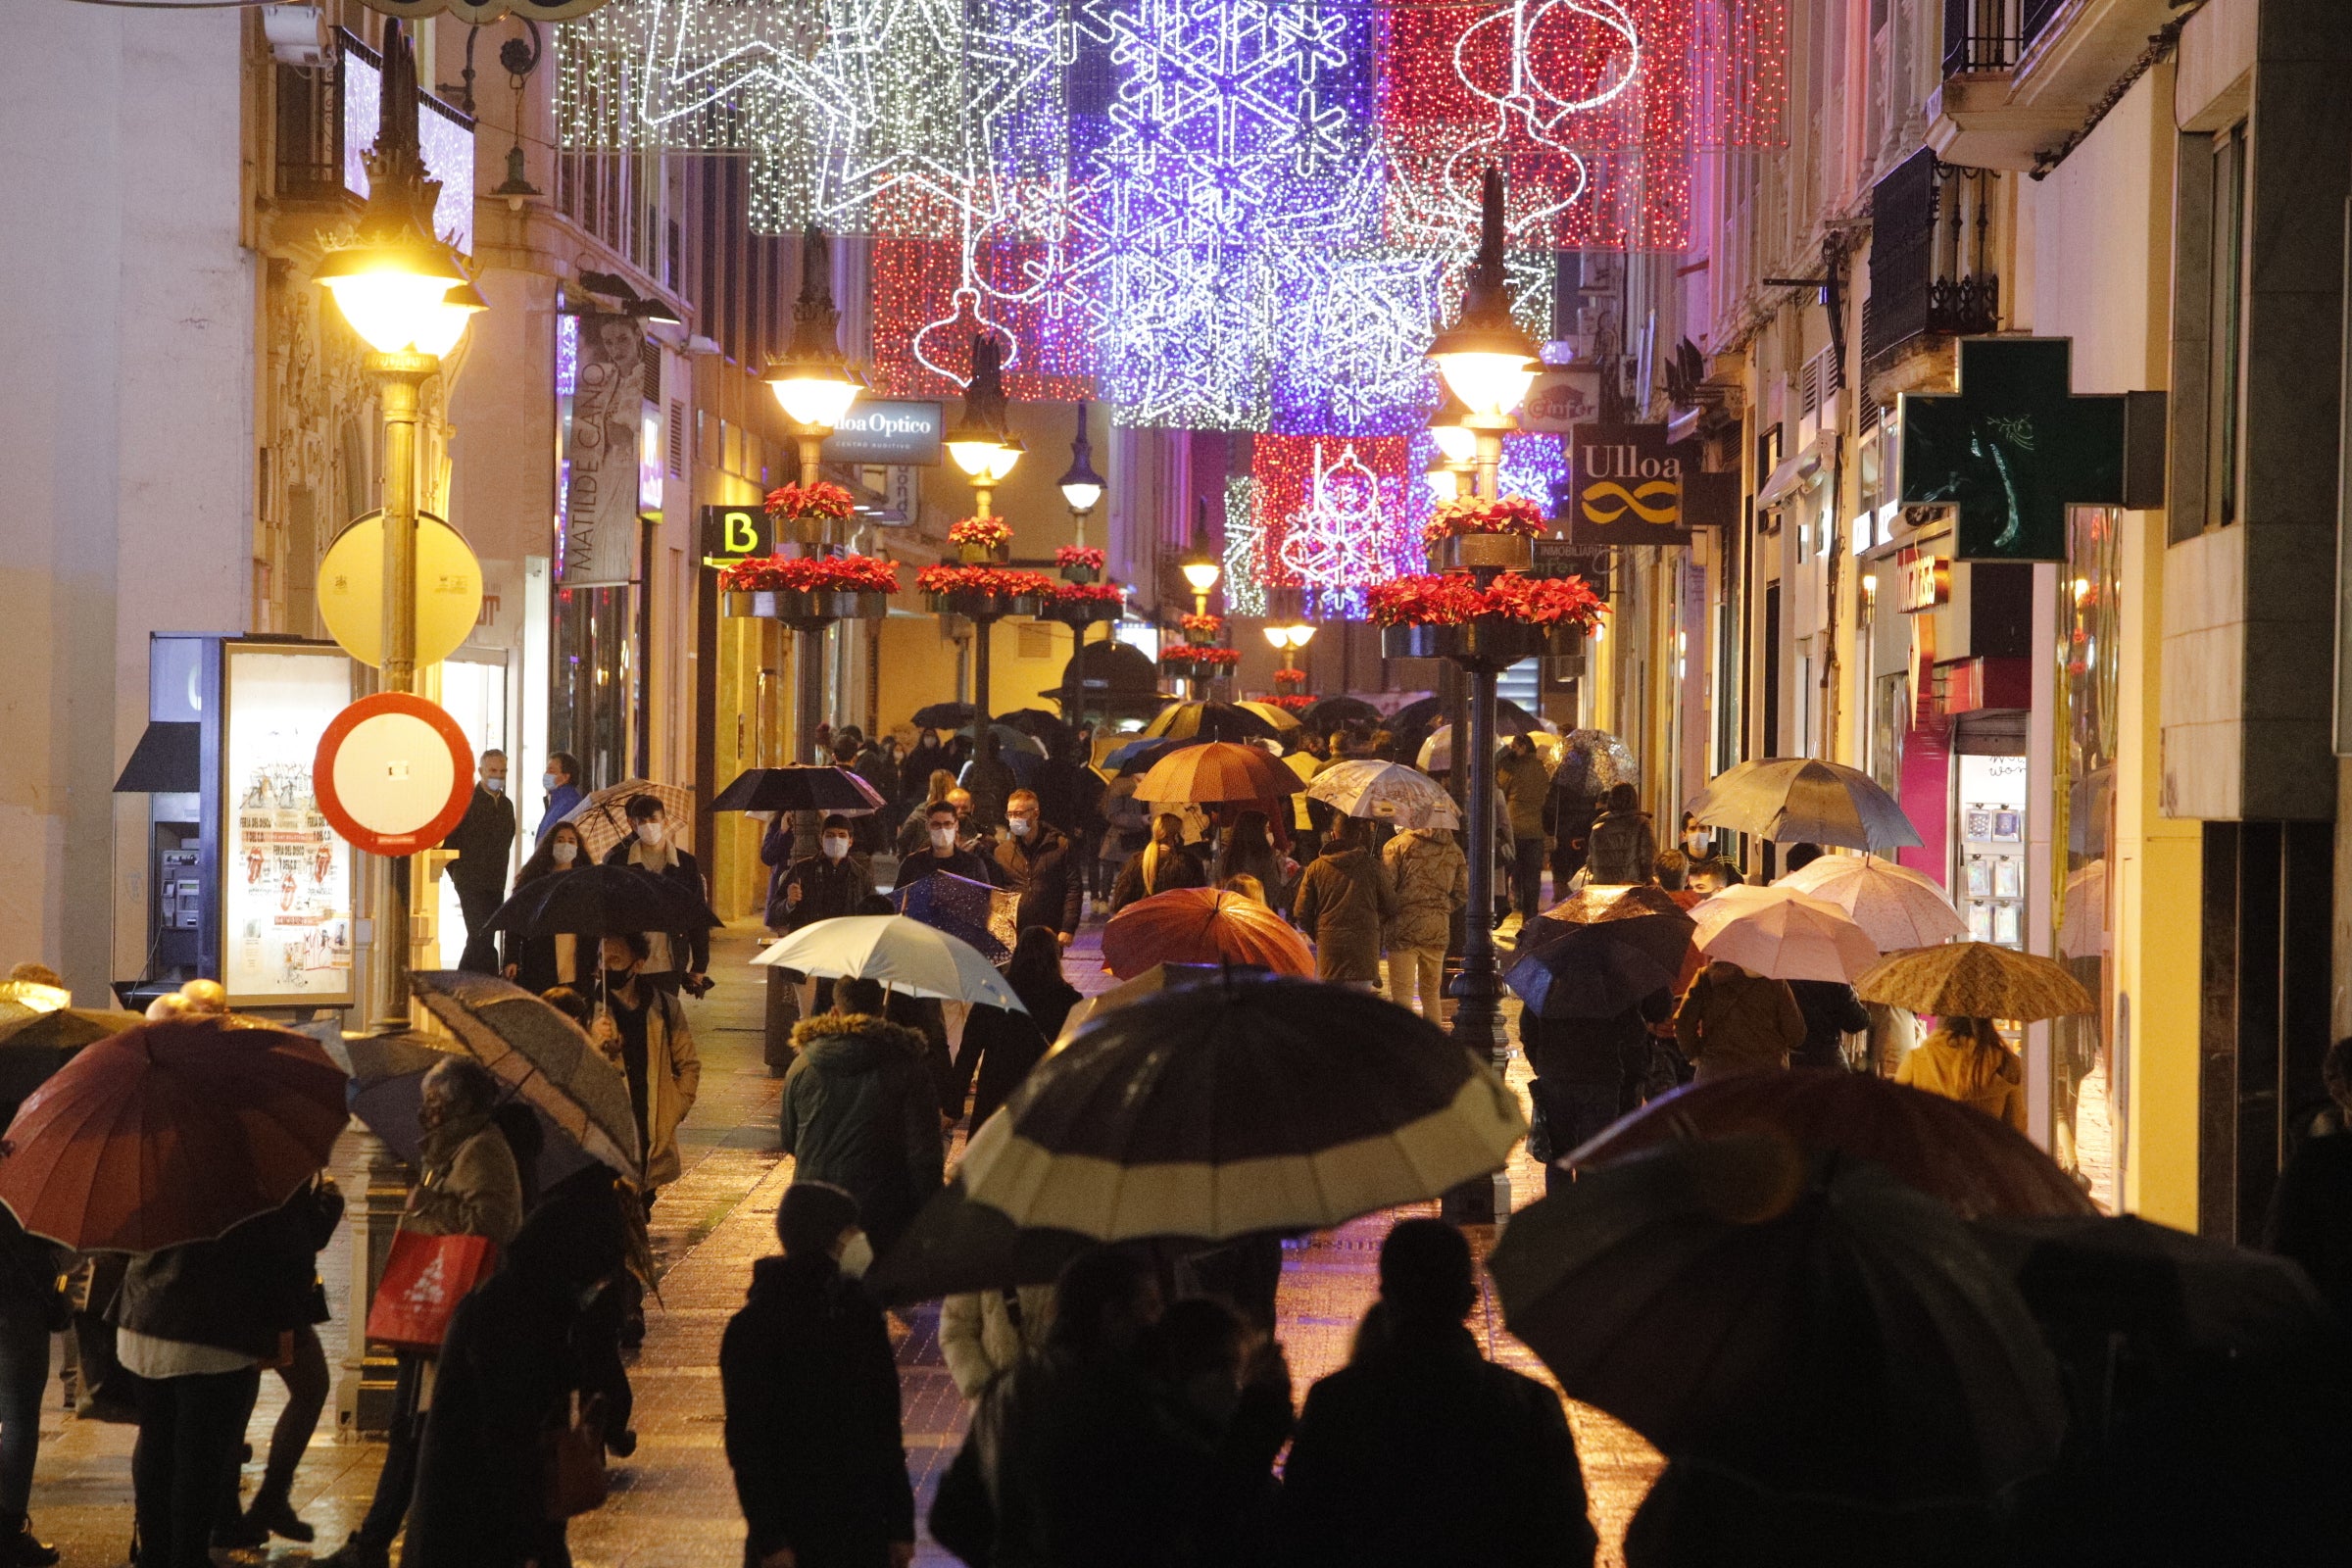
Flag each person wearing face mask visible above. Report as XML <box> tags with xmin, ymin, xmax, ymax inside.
<box><xmin>599</xmin><ymin>794</ymin><xmax>711</xmax><ymax>997</ymax></box>
<box><xmin>992</xmin><ymin>790</ymin><xmax>1082</xmax><ymax>947</ymax></box>
<box><xmin>592</xmin><ymin>934</ymin><xmax>703</xmax><ymax>1199</ymax></box>
<box><xmin>769</xmin><ymin>816</ymin><xmax>873</xmax><ymax>1040</ymax></box>
<box><xmin>891</xmin><ymin>802</ymin><xmax>999</xmax><ymax>893</ymax></box>
<box><xmin>442</xmin><ymin>749</ymin><xmax>516</xmax><ymax>972</ymax></box>
<box><xmin>1680</xmin><ymin>811</ymin><xmax>1718</xmax><ymax>864</ymax></box>
<box><xmin>721</xmin><ymin>1182</ymin><xmax>915</xmax><ymax>1568</ymax></box>
<box><xmin>777</xmin><ymin>978</ymin><xmax>943</xmax><ymax>1259</ymax></box>
<box><xmin>535</xmin><ymin>752</ymin><xmax>584</xmax><ymax>846</ymax></box>
<box><xmin>499</xmin><ymin>823</ymin><xmax>592</xmax><ymax>994</ymax></box>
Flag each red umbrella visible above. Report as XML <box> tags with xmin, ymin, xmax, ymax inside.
<box><xmin>1568</xmin><ymin>1069</ymin><xmax>2094</xmax><ymax>1221</ymax></box>
<box><xmin>1132</xmin><ymin>741</ymin><xmax>1303</xmax><ymax>805</ymax></box>
<box><xmin>1100</xmin><ymin>888</ymin><xmax>1314</xmax><ymax>980</ymax></box>
<box><xmin>0</xmin><ymin>1017</ymin><xmax>349</xmax><ymax>1252</ymax></box>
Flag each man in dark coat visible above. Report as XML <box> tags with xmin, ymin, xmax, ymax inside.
<box><xmin>893</xmin><ymin>802</ymin><xmax>1000</xmax><ymax>892</ymax></box>
<box><xmin>402</xmin><ymin>1181</ymin><xmax>626</xmax><ymax>1568</ymax></box>
<box><xmin>994</xmin><ymin>790</ymin><xmax>1083</xmax><ymax>945</ymax></box>
<box><xmin>443</xmin><ymin>750</ymin><xmax>516</xmax><ymax>970</ymax></box>
<box><xmin>720</xmin><ymin>1183</ymin><xmax>915</xmax><ymax>1568</ymax></box>
<box><xmin>1282</xmin><ymin>1218</ymin><xmax>1596</xmax><ymax>1568</ymax></box>
<box><xmin>1787</xmin><ymin>980</ymin><xmax>1872</xmax><ymax>1071</ymax></box>
<box><xmin>1520</xmin><ymin>993</ymin><xmax>1675</xmax><ymax>1193</ymax></box>
<box><xmin>777</xmin><ymin>979</ymin><xmax>945</xmax><ymax>1256</ymax></box>
<box><xmin>599</xmin><ymin>793</ymin><xmax>711</xmax><ymax>994</ymax></box>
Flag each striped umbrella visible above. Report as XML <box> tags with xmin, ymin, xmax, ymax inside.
<box><xmin>407</xmin><ymin>970</ymin><xmax>641</xmax><ymax>1179</ymax></box>
<box><xmin>1100</xmin><ymin>888</ymin><xmax>1314</xmax><ymax>980</ymax></box>
<box><xmin>1141</xmin><ymin>701</ymin><xmax>1281</xmax><ymax>743</ymax></box>
<box><xmin>1132</xmin><ymin>740</ymin><xmax>1303</xmax><ymax>804</ymax></box>
<box><xmin>1855</xmin><ymin>942</ymin><xmax>2094</xmax><ymax>1022</ymax></box>
<box><xmin>956</xmin><ymin>975</ymin><xmax>1525</xmax><ymax>1242</ymax></box>
<box><xmin>1688</xmin><ymin>758</ymin><xmax>1922</xmax><ymax>852</ymax></box>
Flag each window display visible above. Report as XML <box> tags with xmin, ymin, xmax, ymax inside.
<box><xmin>221</xmin><ymin>645</ymin><xmax>355</xmax><ymax>1007</ymax></box>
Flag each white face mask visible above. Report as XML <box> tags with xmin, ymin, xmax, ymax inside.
<box><xmin>543</xmin><ymin>773</ymin><xmax>561</xmax><ymax>791</ymax></box>
<box><xmin>1007</xmin><ymin>814</ymin><xmax>1035</xmax><ymax>838</ymax></box>
<box><xmin>929</xmin><ymin>826</ymin><xmax>957</xmax><ymax>853</ymax></box>
<box><xmin>821</xmin><ymin>835</ymin><xmax>850</xmax><ymax>860</ymax></box>
<box><xmin>1685</xmin><ymin>831</ymin><xmax>1711</xmax><ymax>854</ymax></box>
<box><xmin>636</xmin><ymin>821</ymin><xmax>665</xmax><ymax>847</ymax></box>
<box><xmin>482</xmin><ymin>776</ymin><xmax>506</xmax><ymax>795</ymax></box>
<box><xmin>837</xmin><ymin>1232</ymin><xmax>874</xmax><ymax>1278</ymax></box>
<box><xmin>552</xmin><ymin>842</ymin><xmax>579</xmax><ymax>866</ymax></box>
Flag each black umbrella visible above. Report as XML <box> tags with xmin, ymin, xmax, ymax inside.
<box><xmin>997</xmin><ymin>709</ymin><xmax>1076</xmax><ymax>750</ymax></box>
<box><xmin>954</xmin><ymin>975</ymin><xmax>1525</xmax><ymax>1242</ymax></box>
<box><xmin>1140</xmin><ymin>701</ymin><xmax>1279</xmax><ymax>744</ymax></box>
<box><xmin>711</xmin><ymin>765</ymin><xmax>888</xmax><ymax>815</ymax></box>
<box><xmin>1504</xmin><ymin>912</ymin><xmax>1691</xmax><ymax>1019</ymax></box>
<box><xmin>1489</xmin><ymin>1134</ymin><xmax>2068</xmax><ymax>1504</ymax></box>
<box><xmin>912</xmin><ymin>701</ymin><xmax>978</xmax><ymax>730</ymax></box>
<box><xmin>1103</xmin><ymin>735</ymin><xmax>1191</xmax><ymax>775</ymax></box>
<box><xmin>865</xmin><ymin>1178</ymin><xmax>1101</xmax><ymax>1306</ymax></box>
<box><xmin>485</xmin><ymin>863</ymin><xmax>719</xmax><ymax>941</ymax></box>
<box><xmin>1296</xmin><ymin>696</ymin><xmax>1384</xmax><ymax>733</ymax></box>
<box><xmin>0</xmin><ymin>1009</ymin><xmax>144</xmax><ymax>1104</ymax></box>
<box><xmin>1391</xmin><ymin>694</ymin><xmax>1545</xmax><ymax>736</ymax></box>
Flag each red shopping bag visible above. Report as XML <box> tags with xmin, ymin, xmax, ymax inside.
<box><xmin>365</xmin><ymin>1231</ymin><xmax>498</xmax><ymax>1349</ymax></box>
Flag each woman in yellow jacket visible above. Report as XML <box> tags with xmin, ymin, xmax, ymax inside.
<box><xmin>1895</xmin><ymin>1015</ymin><xmax>2028</xmax><ymax>1132</ymax></box>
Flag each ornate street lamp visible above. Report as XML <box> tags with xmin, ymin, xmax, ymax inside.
<box><xmin>1058</xmin><ymin>400</ymin><xmax>1106</xmax><ymax>541</ymax></box>
<box><xmin>1429</xmin><ymin>170</ymin><xmax>1542</xmax><ymax>501</ymax></box>
<box><xmin>948</xmin><ymin>334</ymin><xmax>1023</xmax><ymax>822</ymax></box>
<box><xmin>312</xmin><ymin>16</ymin><xmax>484</xmax><ymax>1036</ymax></box>
<box><xmin>1426</xmin><ymin>389</ymin><xmax>1479</xmax><ymax>501</ymax></box>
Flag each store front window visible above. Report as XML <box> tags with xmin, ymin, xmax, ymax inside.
<box><xmin>2054</xmin><ymin>507</ymin><xmax>2122</xmax><ymax>1209</ymax></box>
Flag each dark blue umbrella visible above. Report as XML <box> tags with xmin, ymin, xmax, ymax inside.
<box><xmin>1104</xmin><ymin>736</ymin><xmax>1200</xmax><ymax>776</ymax></box>
<box><xmin>890</xmin><ymin>872</ymin><xmax>1018</xmax><ymax>964</ymax></box>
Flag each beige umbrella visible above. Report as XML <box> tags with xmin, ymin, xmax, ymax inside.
<box><xmin>1691</xmin><ymin>885</ymin><xmax>1880</xmax><ymax>983</ymax></box>
<box><xmin>1689</xmin><ymin>758</ymin><xmax>1922</xmax><ymax>852</ymax></box>
<box><xmin>1855</xmin><ymin>943</ymin><xmax>2094</xmax><ymax>1022</ymax></box>
<box><xmin>1778</xmin><ymin>855</ymin><xmax>1966</xmax><ymax>951</ymax></box>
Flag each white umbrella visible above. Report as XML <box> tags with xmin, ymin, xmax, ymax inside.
<box><xmin>752</xmin><ymin>915</ymin><xmax>1025</xmax><ymax>1012</ymax></box>
<box><xmin>1417</xmin><ymin>725</ymin><xmax>1560</xmax><ymax>777</ymax></box>
<box><xmin>1690</xmin><ymin>885</ymin><xmax>1880</xmax><ymax>983</ymax></box>
<box><xmin>1777</xmin><ymin>855</ymin><xmax>1967</xmax><ymax>951</ymax></box>
<box><xmin>1306</xmin><ymin>760</ymin><xmax>1461</xmax><ymax>830</ymax></box>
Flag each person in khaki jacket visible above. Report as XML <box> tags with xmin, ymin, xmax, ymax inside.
<box><xmin>939</xmin><ymin>1284</ymin><xmax>1058</xmax><ymax>1400</ymax></box>
<box><xmin>1894</xmin><ymin>1016</ymin><xmax>2028</xmax><ymax>1132</ymax></box>
<box><xmin>1672</xmin><ymin>959</ymin><xmax>1807</xmax><ymax>1082</ymax></box>
<box><xmin>1381</xmin><ymin>826</ymin><xmax>1468</xmax><ymax>1019</ymax></box>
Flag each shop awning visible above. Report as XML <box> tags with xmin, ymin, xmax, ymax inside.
<box><xmin>114</xmin><ymin>721</ymin><xmax>200</xmax><ymax>793</ymax></box>
<box><xmin>1755</xmin><ymin>451</ymin><xmax>1822</xmax><ymax>509</ymax></box>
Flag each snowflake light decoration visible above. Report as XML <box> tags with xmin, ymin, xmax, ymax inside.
<box><xmin>1222</xmin><ymin>474</ymin><xmax>1268</xmax><ymax>616</ymax></box>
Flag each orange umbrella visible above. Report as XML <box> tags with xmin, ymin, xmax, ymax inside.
<box><xmin>1100</xmin><ymin>888</ymin><xmax>1314</xmax><ymax>980</ymax></box>
<box><xmin>1566</xmin><ymin>1070</ymin><xmax>2094</xmax><ymax>1221</ymax></box>
<box><xmin>1132</xmin><ymin>740</ymin><xmax>1304</xmax><ymax>804</ymax></box>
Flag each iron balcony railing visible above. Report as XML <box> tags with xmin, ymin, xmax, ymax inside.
<box><xmin>1862</xmin><ymin>148</ymin><xmax>2000</xmax><ymax>384</ymax></box>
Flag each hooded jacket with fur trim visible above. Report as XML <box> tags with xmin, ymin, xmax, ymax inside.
<box><xmin>778</xmin><ymin>1012</ymin><xmax>946</xmax><ymax>1252</ymax></box>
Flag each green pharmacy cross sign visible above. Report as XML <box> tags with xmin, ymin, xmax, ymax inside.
<box><xmin>1899</xmin><ymin>337</ymin><xmax>2125</xmax><ymax>562</ymax></box>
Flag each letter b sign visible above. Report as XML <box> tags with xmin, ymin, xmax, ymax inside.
<box><xmin>699</xmin><ymin>505</ymin><xmax>774</xmax><ymax>564</ymax></box>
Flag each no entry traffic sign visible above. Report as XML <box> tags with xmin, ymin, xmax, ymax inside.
<box><xmin>312</xmin><ymin>693</ymin><xmax>473</xmax><ymax>857</ymax></box>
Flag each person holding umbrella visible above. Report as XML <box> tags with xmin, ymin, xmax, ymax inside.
<box><xmin>322</xmin><ymin>1057</ymin><xmax>524</xmax><ymax>1568</ymax></box>
<box><xmin>599</xmin><ymin>794</ymin><xmax>711</xmax><ymax>997</ymax></box>
<box><xmin>1382</xmin><ymin>822</ymin><xmax>1467</xmax><ymax>1020</ymax></box>
<box><xmin>769</xmin><ymin>814</ymin><xmax>875</xmax><ymax>1025</ymax></box>
<box><xmin>592</xmin><ymin>935</ymin><xmax>703</xmax><ymax>1197</ymax></box>
<box><xmin>1895</xmin><ymin>1016</ymin><xmax>2028</xmax><ymax>1133</ymax></box>
<box><xmin>499</xmin><ymin>821</ymin><xmax>594</xmax><ymax>993</ymax></box>
<box><xmin>1673</xmin><ymin>958</ymin><xmax>1806</xmax><ymax>1082</ymax></box>
<box><xmin>895</xmin><ymin>801</ymin><xmax>1000</xmax><ymax>893</ymax></box>
<box><xmin>0</xmin><ymin>1157</ymin><xmax>64</xmax><ymax>1568</ymax></box>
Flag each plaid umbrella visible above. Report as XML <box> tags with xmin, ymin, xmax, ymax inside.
<box><xmin>561</xmin><ymin>779</ymin><xmax>696</xmax><ymax>861</ymax></box>
<box><xmin>889</xmin><ymin>872</ymin><xmax>1019</xmax><ymax>964</ymax></box>
<box><xmin>1855</xmin><ymin>942</ymin><xmax>2094</xmax><ymax>1021</ymax></box>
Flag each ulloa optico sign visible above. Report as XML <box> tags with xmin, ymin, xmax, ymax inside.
<box><xmin>821</xmin><ymin>401</ymin><xmax>945</xmax><ymax>466</ymax></box>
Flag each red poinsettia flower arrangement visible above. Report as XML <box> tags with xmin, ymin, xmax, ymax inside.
<box><xmin>916</xmin><ymin>564</ymin><xmax>1058</xmax><ymax>600</ymax></box>
<box><xmin>1163</xmin><ymin>645</ymin><xmax>1242</xmax><ymax>668</ymax></box>
<box><xmin>1421</xmin><ymin>494</ymin><xmax>1546</xmax><ymax>547</ymax></box>
<box><xmin>1054</xmin><ymin>581</ymin><xmax>1124</xmax><ymax>604</ymax></box>
<box><xmin>1179</xmin><ymin>612</ymin><xmax>1224</xmax><ymax>637</ymax></box>
<box><xmin>1055</xmin><ymin>545</ymin><xmax>1106</xmax><ymax>570</ymax></box>
<box><xmin>1266</xmin><ymin>692</ymin><xmax>1316</xmax><ymax>711</ymax></box>
<box><xmin>1368</xmin><ymin>571</ymin><xmax>1605</xmax><ymax>631</ymax></box>
<box><xmin>948</xmin><ymin>516</ymin><xmax>1014</xmax><ymax>551</ymax></box>
<box><xmin>1273</xmin><ymin>667</ymin><xmax>1308</xmax><ymax>684</ymax></box>
<box><xmin>719</xmin><ymin>554</ymin><xmax>901</xmax><ymax>595</ymax></box>
<box><xmin>764</xmin><ymin>480</ymin><xmax>858</xmax><ymax>522</ymax></box>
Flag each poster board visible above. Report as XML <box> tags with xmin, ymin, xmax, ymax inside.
<box><xmin>220</xmin><ymin>644</ymin><xmax>356</xmax><ymax>1008</ymax></box>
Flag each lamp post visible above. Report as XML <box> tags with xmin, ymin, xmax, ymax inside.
<box><xmin>314</xmin><ymin>17</ymin><xmax>485</xmax><ymax>1036</ymax></box>
<box><xmin>1428</xmin><ymin>168</ymin><xmax>1540</xmax><ymax>1222</ymax></box>
<box><xmin>764</xmin><ymin>225</ymin><xmax>865</xmax><ymax>763</ymax></box>
<box><xmin>1059</xmin><ymin>401</ymin><xmax>1107</xmax><ymax>643</ymax></box>
<box><xmin>1178</xmin><ymin>508</ymin><xmax>1222</xmax><ymax>701</ymax></box>
<box><xmin>946</xmin><ymin>335</ymin><xmax>1022</xmax><ymax>823</ymax></box>
<box><xmin>1426</xmin><ymin>390</ymin><xmax>1479</xmax><ymax>502</ymax></box>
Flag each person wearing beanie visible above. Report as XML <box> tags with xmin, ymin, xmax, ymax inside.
<box><xmin>720</xmin><ymin>1184</ymin><xmax>915</xmax><ymax>1568</ymax></box>
<box><xmin>1280</xmin><ymin>1218</ymin><xmax>1597</xmax><ymax>1567</ymax></box>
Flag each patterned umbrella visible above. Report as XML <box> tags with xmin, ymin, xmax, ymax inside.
<box><xmin>561</xmin><ymin>779</ymin><xmax>697</xmax><ymax>861</ymax></box>
<box><xmin>1551</xmin><ymin>729</ymin><xmax>1638</xmax><ymax>793</ymax></box>
<box><xmin>1688</xmin><ymin>758</ymin><xmax>1922</xmax><ymax>852</ymax></box>
<box><xmin>1100</xmin><ymin>888</ymin><xmax>1314</xmax><ymax>980</ymax></box>
<box><xmin>1305</xmin><ymin>760</ymin><xmax>1460</xmax><ymax>829</ymax></box>
<box><xmin>889</xmin><ymin>872</ymin><xmax>1019</xmax><ymax>964</ymax></box>
<box><xmin>1567</xmin><ymin>1071</ymin><xmax>2094</xmax><ymax>1220</ymax></box>
<box><xmin>1778</xmin><ymin>855</ymin><xmax>1966</xmax><ymax>951</ymax></box>
<box><xmin>1691</xmin><ymin>885</ymin><xmax>1880</xmax><ymax>982</ymax></box>
<box><xmin>956</xmin><ymin>975</ymin><xmax>1525</xmax><ymax>1241</ymax></box>
<box><xmin>1855</xmin><ymin>942</ymin><xmax>2094</xmax><ymax>1022</ymax></box>
<box><xmin>1133</xmin><ymin>741</ymin><xmax>1303</xmax><ymax>804</ymax></box>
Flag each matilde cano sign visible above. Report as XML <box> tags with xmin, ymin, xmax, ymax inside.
<box><xmin>822</xmin><ymin>401</ymin><xmax>944</xmax><ymax>466</ymax></box>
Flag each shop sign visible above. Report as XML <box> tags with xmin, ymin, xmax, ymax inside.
<box><xmin>1567</xmin><ymin>422</ymin><xmax>1688</xmax><ymax>547</ymax></box>
<box><xmin>1519</xmin><ymin>367</ymin><xmax>1603</xmax><ymax>433</ymax></box>
<box><xmin>562</xmin><ymin>313</ymin><xmax>644</xmax><ymax>587</ymax></box>
<box><xmin>700</xmin><ymin>504</ymin><xmax>774</xmax><ymax>565</ymax></box>
<box><xmin>1529</xmin><ymin>538</ymin><xmax>1611</xmax><ymax>597</ymax></box>
<box><xmin>822</xmin><ymin>401</ymin><xmax>945</xmax><ymax>466</ymax></box>
<box><xmin>1898</xmin><ymin>548</ymin><xmax>1949</xmax><ymax>612</ymax></box>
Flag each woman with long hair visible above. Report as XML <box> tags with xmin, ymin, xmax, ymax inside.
<box><xmin>1894</xmin><ymin>1015</ymin><xmax>2027</xmax><ymax>1132</ymax></box>
<box><xmin>1213</xmin><ymin>809</ymin><xmax>1295</xmax><ymax>915</ymax></box>
<box><xmin>500</xmin><ymin>821</ymin><xmax>590</xmax><ymax>994</ymax></box>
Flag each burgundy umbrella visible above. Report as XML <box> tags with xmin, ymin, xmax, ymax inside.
<box><xmin>0</xmin><ymin>1016</ymin><xmax>349</xmax><ymax>1252</ymax></box>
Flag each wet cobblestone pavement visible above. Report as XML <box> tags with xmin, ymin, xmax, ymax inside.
<box><xmin>24</xmin><ymin>911</ymin><xmax>1659</xmax><ymax>1567</ymax></box>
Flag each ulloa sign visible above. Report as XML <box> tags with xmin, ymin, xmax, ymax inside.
<box><xmin>1567</xmin><ymin>423</ymin><xmax>1690</xmax><ymax>547</ymax></box>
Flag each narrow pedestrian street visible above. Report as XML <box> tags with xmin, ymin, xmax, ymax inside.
<box><xmin>22</xmin><ymin>917</ymin><xmax>1658</xmax><ymax>1568</ymax></box>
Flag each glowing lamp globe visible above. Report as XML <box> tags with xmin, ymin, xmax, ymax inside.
<box><xmin>1429</xmin><ymin>393</ymin><xmax>1479</xmax><ymax>465</ymax></box>
<box><xmin>1287</xmin><ymin>622</ymin><xmax>1316</xmax><ymax>649</ymax></box>
<box><xmin>767</xmin><ymin>369</ymin><xmax>862</xmax><ymax>430</ymax></box>
<box><xmin>317</xmin><ymin>239</ymin><xmax>479</xmax><ymax>357</ymax></box>
<box><xmin>949</xmin><ymin>431</ymin><xmax>1023</xmax><ymax>483</ymax></box>
<box><xmin>1431</xmin><ymin>345</ymin><xmax>1540</xmax><ymax>419</ymax></box>
<box><xmin>1180</xmin><ymin>557</ymin><xmax>1222</xmax><ymax>596</ymax></box>
<box><xmin>1262</xmin><ymin>625</ymin><xmax>1292</xmax><ymax>652</ymax></box>
<box><xmin>1060</xmin><ymin>479</ymin><xmax>1103</xmax><ymax>514</ymax></box>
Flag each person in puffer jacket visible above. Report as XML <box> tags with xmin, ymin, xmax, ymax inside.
<box><xmin>778</xmin><ymin>977</ymin><xmax>946</xmax><ymax>1256</ymax></box>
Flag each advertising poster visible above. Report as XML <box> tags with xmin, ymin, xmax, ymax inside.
<box><xmin>562</xmin><ymin>313</ymin><xmax>644</xmax><ymax>587</ymax></box>
<box><xmin>222</xmin><ymin>645</ymin><xmax>356</xmax><ymax>1007</ymax></box>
